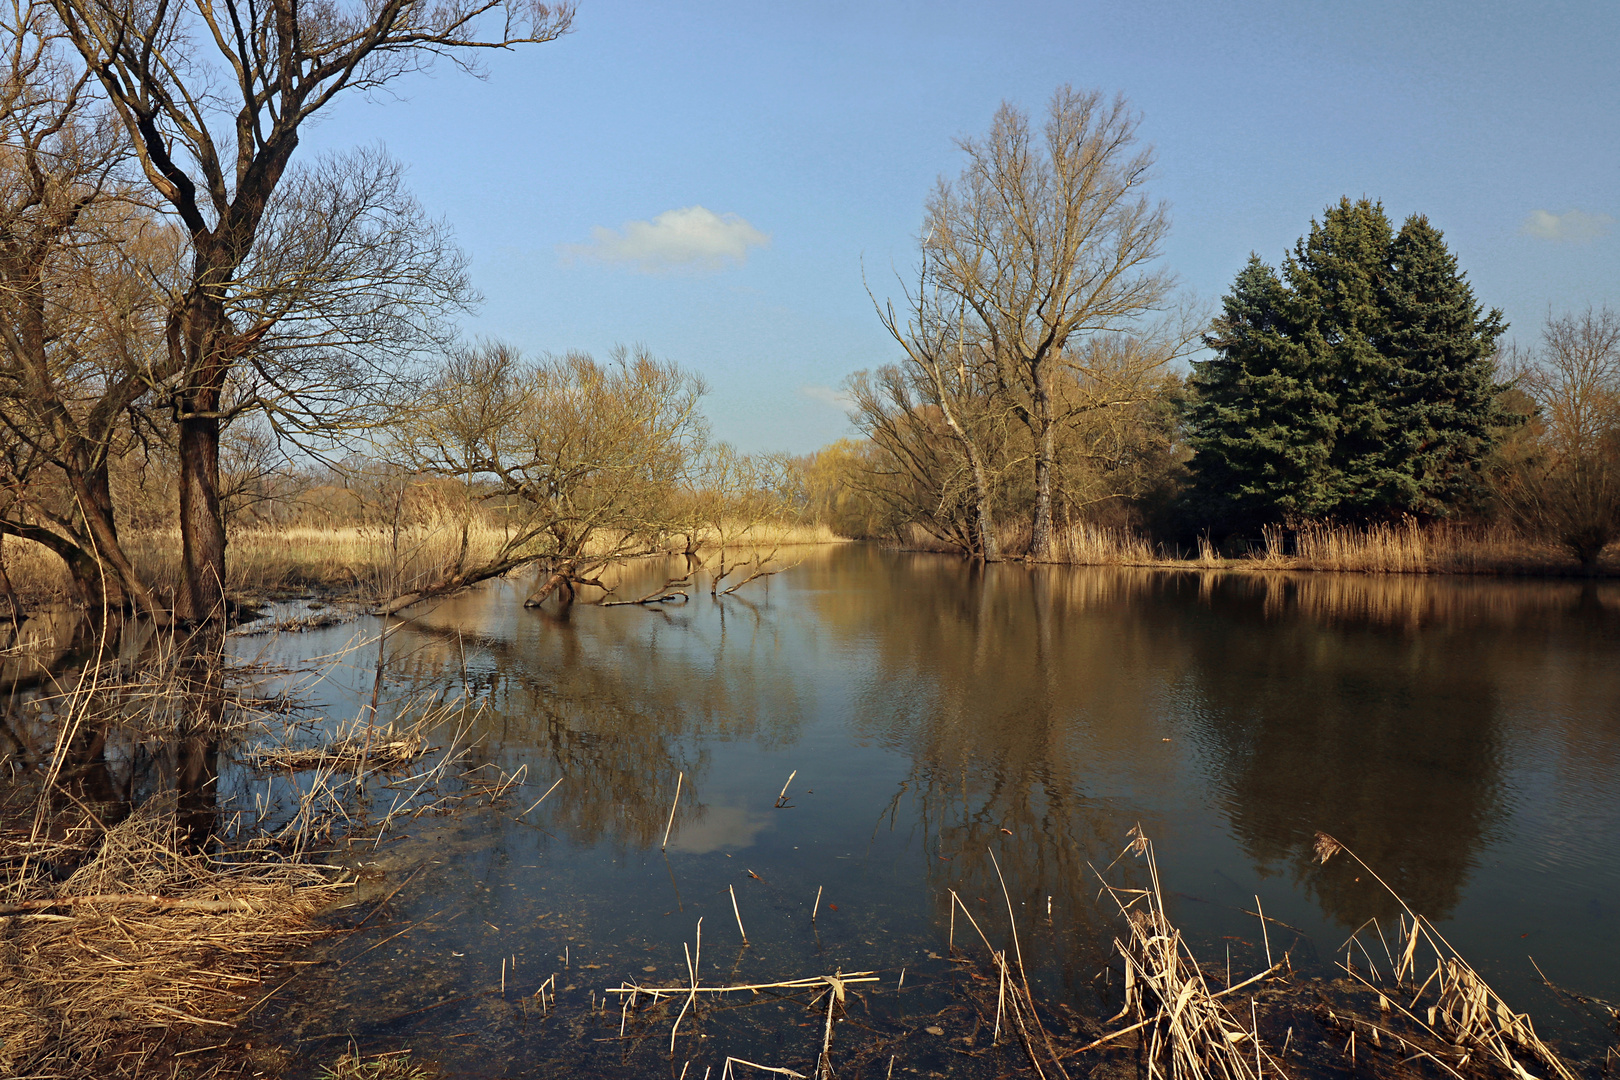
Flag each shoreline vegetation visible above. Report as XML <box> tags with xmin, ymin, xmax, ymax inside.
<box><xmin>0</xmin><ymin>626</ymin><xmax>530</xmax><ymax>1079</ymax></box>
<box><xmin>905</xmin><ymin>519</ymin><xmax>1619</xmax><ymax>577</ymax></box>
<box><xmin>4</xmin><ymin>517</ymin><xmax>1612</xmax><ymax>616</ymax></box>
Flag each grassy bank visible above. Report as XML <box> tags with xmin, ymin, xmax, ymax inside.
<box><xmin>1</xmin><ymin>520</ymin><xmax>845</xmax><ymax>609</ymax></box>
<box><xmin>896</xmin><ymin>519</ymin><xmax>1617</xmax><ymax>576</ymax></box>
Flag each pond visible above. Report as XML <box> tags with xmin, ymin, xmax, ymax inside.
<box><xmin>239</xmin><ymin>545</ymin><xmax>1620</xmax><ymax>1078</ymax></box>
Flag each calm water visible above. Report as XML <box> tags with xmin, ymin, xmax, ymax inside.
<box><xmin>243</xmin><ymin>546</ymin><xmax>1620</xmax><ymax>1077</ymax></box>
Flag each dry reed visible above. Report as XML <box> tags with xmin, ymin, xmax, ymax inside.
<box><xmin>245</xmin><ymin>722</ymin><xmax>428</xmax><ymax>772</ymax></box>
<box><xmin>3</xmin><ymin>518</ymin><xmax>843</xmax><ymax>609</ymax></box>
<box><xmin>1264</xmin><ymin>521</ymin><xmax>1583</xmax><ymax>576</ymax></box>
<box><xmin>1317</xmin><ymin>832</ymin><xmax>1581</xmax><ymax>1080</ymax></box>
<box><xmin>944</xmin><ymin>848</ymin><xmax>1076</xmax><ymax>1079</ymax></box>
<box><xmin>1086</xmin><ymin>827</ymin><xmax>1289</xmax><ymax>1080</ymax></box>
<box><xmin>0</xmin><ymin>799</ymin><xmax>351</xmax><ymax>1079</ymax></box>
<box><xmin>2</xmin><ymin>623</ymin><xmax>520</xmax><ymax>1077</ymax></box>
<box><xmin>893</xmin><ymin>516</ymin><xmax>1611</xmax><ymax>576</ymax></box>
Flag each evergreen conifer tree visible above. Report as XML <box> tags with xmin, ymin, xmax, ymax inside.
<box><xmin>1187</xmin><ymin>199</ymin><xmax>1508</xmax><ymax>529</ymax></box>
<box><xmin>1378</xmin><ymin>216</ymin><xmax>1509</xmax><ymax>514</ymax></box>
<box><xmin>1186</xmin><ymin>256</ymin><xmax>1338</xmax><ymax>524</ymax></box>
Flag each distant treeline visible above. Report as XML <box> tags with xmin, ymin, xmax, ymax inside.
<box><xmin>6</xmin><ymin>54</ymin><xmax>1618</xmax><ymax>617</ymax></box>
<box><xmin>801</xmin><ymin>92</ymin><xmax>1619</xmax><ymax>572</ymax></box>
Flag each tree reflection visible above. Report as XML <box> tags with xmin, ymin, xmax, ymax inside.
<box><xmin>1182</xmin><ymin>571</ymin><xmax>1619</xmax><ymax>926</ymax></box>
<box><xmin>804</xmin><ymin>551</ymin><xmax>1192</xmax><ymax>987</ymax></box>
<box><xmin>382</xmin><ymin>567</ymin><xmax>813</xmax><ymax>853</ymax></box>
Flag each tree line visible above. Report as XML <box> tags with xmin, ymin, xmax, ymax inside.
<box><xmin>6</xmin><ymin>39</ymin><xmax>1618</xmax><ymax>623</ymax></box>
<box><xmin>823</xmin><ymin>88</ymin><xmax>1620</xmax><ymax>572</ymax></box>
<box><xmin>0</xmin><ymin>0</ymin><xmax>817</xmax><ymax>620</ymax></box>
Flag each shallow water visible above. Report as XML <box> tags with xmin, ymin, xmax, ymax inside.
<box><xmin>241</xmin><ymin>547</ymin><xmax>1620</xmax><ymax>1077</ymax></box>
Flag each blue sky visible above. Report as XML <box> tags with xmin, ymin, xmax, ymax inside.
<box><xmin>303</xmin><ymin>1</ymin><xmax>1619</xmax><ymax>454</ymax></box>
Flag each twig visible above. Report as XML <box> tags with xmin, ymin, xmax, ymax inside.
<box><xmin>661</xmin><ymin>772</ymin><xmax>684</xmax><ymax>851</ymax></box>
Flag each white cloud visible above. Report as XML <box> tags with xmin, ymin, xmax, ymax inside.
<box><xmin>562</xmin><ymin>206</ymin><xmax>769</xmax><ymax>273</ymax></box>
<box><xmin>1520</xmin><ymin>208</ymin><xmax>1615</xmax><ymax>243</ymax></box>
<box><xmin>798</xmin><ymin>384</ymin><xmax>855</xmax><ymax>411</ymax></box>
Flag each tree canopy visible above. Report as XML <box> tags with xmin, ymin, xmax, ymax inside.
<box><xmin>1186</xmin><ymin>198</ymin><xmax>1508</xmax><ymax>530</ymax></box>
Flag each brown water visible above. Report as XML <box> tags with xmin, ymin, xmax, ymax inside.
<box><xmin>237</xmin><ymin>546</ymin><xmax>1620</xmax><ymax>1077</ymax></box>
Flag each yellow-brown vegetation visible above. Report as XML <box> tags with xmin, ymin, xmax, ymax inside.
<box><xmin>3</xmin><ymin>520</ymin><xmax>844</xmax><ymax>608</ymax></box>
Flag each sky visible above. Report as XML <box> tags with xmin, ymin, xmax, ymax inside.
<box><xmin>300</xmin><ymin>1</ymin><xmax>1620</xmax><ymax>455</ymax></box>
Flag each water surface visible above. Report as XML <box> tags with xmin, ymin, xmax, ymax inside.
<box><xmin>248</xmin><ymin>547</ymin><xmax>1620</xmax><ymax>1077</ymax></box>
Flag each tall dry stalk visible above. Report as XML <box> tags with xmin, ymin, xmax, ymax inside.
<box><xmin>1088</xmin><ymin>828</ymin><xmax>1288</xmax><ymax>1080</ymax></box>
<box><xmin>1316</xmin><ymin>832</ymin><xmax>1580</xmax><ymax>1080</ymax></box>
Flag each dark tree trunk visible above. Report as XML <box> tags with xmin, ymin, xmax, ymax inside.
<box><xmin>175</xmin><ymin>413</ymin><xmax>226</xmax><ymax>622</ymax></box>
<box><xmin>65</xmin><ymin>458</ymin><xmax>164</xmax><ymax>616</ymax></box>
<box><xmin>176</xmin><ymin>626</ymin><xmax>225</xmax><ymax>849</ymax></box>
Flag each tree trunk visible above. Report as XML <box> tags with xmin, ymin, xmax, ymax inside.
<box><xmin>66</xmin><ymin>458</ymin><xmax>165</xmax><ymax>617</ymax></box>
<box><xmin>523</xmin><ymin>568</ymin><xmax>572</xmax><ymax>608</ymax></box>
<box><xmin>176</xmin><ymin>414</ymin><xmax>227</xmax><ymax>622</ymax></box>
<box><xmin>966</xmin><ymin>449</ymin><xmax>1001</xmax><ymax>562</ymax></box>
<box><xmin>176</xmin><ymin>626</ymin><xmax>224</xmax><ymax>850</ymax></box>
<box><xmin>1029</xmin><ymin>367</ymin><xmax>1055</xmax><ymax>560</ymax></box>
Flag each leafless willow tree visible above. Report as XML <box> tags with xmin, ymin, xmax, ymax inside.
<box><xmin>45</xmin><ymin>0</ymin><xmax>574</xmax><ymax>620</ymax></box>
<box><xmin>867</xmin><ymin>254</ymin><xmax>1012</xmax><ymax>559</ymax></box>
<box><xmin>1499</xmin><ymin>307</ymin><xmax>1620</xmax><ymax>570</ymax></box>
<box><xmin>924</xmin><ymin>85</ymin><xmax>1178</xmax><ymax>558</ymax></box>
<box><xmin>0</xmin><ymin>2</ymin><xmax>173</xmax><ymax>612</ymax></box>
<box><xmin>847</xmin><ymin>359</ymin><xmax>1016</xmax><ymax>558</ymax></box>
<box><xmin>382</xmin><ymin>342</ymin><xmax>710</xmax><ymax>614</ymax></box>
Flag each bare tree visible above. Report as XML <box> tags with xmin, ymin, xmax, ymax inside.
<box><xmin>0</xmin><ymin>3</ymin><xmax>174</xmax><ymax>612</ymax></box>
<box><xmin>47</xmin><ymin>0</ymin><xmax>574</xmax><ymax>621</ymax></box>
<box><xmin>868</xmin><ymin>256</ymin><xmax>1010</xmax><ymax>559</ymax></box>
<box><xmin>383</xmin><ymin>342</ymin><xmax>709</xmax><ymax>614</ymax></box>
<box><xmin>925</xmin><ymin>86</ymin><xmax>1174</xmax><ymax>558</ymax></box>
<box><xmin>847</xmin><ymin>361</ymin><xmax>1015</xmax><ymax>558</ymax></box>
<box><xmin>1500</xmin><ymin>307</ymin><xmax>1620</xmax><ymax>571</ymax></box>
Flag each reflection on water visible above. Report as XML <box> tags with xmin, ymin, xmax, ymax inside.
<box><xmin>228</xmin><ymin>550</ymin><xmax>1620</xmax><ymax>1075</ymax></box>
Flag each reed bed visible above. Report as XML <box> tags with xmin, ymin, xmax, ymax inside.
<box><xmin>1040</xmin><ymin>522</ymin><xmax>1160</xmax><ymax>565</ymax></box>
<box><xmin>0</xmin><ymin>799</ymin><xmax>351</xmax><ymax>1079</ymax></box>
<box><xmin>895</xmin><ymin>518</ymin><xmax>1607</xmax><ymax>575</ymax></box>
<box><xmin>1260</xmin><ymin>521</ymin><xmax>1584</xmax><ymax>576</ymax></box>
<box><xmin>2</xmin><ymin>519</ymin><xmax>844</xmax><ymax>609</ymax></box>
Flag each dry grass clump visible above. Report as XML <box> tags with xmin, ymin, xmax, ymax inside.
<box><xmin>246</xmin><ymin>720</ymin><xmax>428</xmax><ymax>772</ymax></box>
<box><xmin>316</xmin><ymin>1046</ymin><xmax>442</xmax><ymax>1080</ymax></box>
<box><xmin>0</xmin><ymin>800</ymin><xmax>350</xmax><ymax>1079</ymax></box>
<box><xmin>1317</xmin><ymin>832</ymin><xmax>1581</xmax><ymax>1080</ymax></box>
<box><xmin>1089</xmin><ymin>829</ymin><xmax>1289</xmax><ymax>1080</ymax></box>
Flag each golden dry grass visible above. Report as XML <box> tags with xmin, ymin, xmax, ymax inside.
<box><xmin>1</xmin><ymin>519</ymin><xmax>845</xmax><ymax>608</ymax></box>
<box><xmin>0</xmin><ymin>800</ymin><xmax>350</xmax><ymax>1079</ymax></box>
<box><xmin>1034</xmin><ymin>519</ymin><xmax>1613</xmax><ymax>575</ymax></box>
<box><xmin>1255</xmin><ymin>521</ymin><xmax>1587</xmax><ymax>576</ymax></box>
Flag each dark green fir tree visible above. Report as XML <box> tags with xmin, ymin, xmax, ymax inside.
<box><xmin>1186</xmin><ymin>256</ymin><xmax>1339</xmax><ymax>525</ymax></box>
<box><xmin>1186</xmin><ymin>198</ymin><xmax>1509</xmax><ymax>529</ymax></box>
<box><xmin>1376</xmin><ymin>215</ymin><xmax>1509</xmax><ymax>515</ymax></box>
